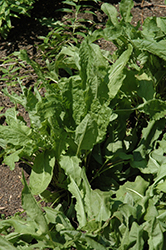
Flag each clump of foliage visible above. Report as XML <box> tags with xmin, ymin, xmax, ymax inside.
<box><xmin>0</xmin><ymin>0</ymin><xmax>36</xmax><ymax>38</ymax></box>
<box><xmin>0</xmin><ymin>0</ymin><xmax>100</xmax><ymax>39</ymax></box>
<box><xmin>1</xmin><ymin>0</ymin><xmax>166</xmax><ymax>249</ymax></box>
<box><xmin>38</xmin><ymin>0</ymin><xmax>100</xmax><ymax>60</ymax></box>
<box><xmin>0</xmin><ymin>0</ymin><xmax>100</xmax><ymax>84</ymax></box>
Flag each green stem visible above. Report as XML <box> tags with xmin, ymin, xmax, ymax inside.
<box><xmin>91</xmin><ymin>160</ymin><xmax>125</xmax><ymax>183</ymax></box>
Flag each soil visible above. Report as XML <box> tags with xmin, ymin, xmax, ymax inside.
<box><xmin>0</xmin><ymin>0</ymin><xmax>166</xmax><ymax>218</ymax></box>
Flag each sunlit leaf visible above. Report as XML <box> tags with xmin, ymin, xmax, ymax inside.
<box><xmin>29</xmin><ymin>150</ymin><xmax>55</xmax><ymax>195</ymax></box>
<box><xmin>22</xmin><ymin>172</ymin><xmax>49</xmax><ymax>235</ymax></box>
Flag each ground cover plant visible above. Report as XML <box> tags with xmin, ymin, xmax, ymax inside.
<box><xmin>1</xmin><ymin>0</ymin><xmax>166</xmax><ymax>249</ymax></box>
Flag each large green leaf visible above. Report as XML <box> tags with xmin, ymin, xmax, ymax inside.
<box><xmin>79</xmin><ymin>39</ymin><xmax>109</xmax><ymax>106</ymax></box>
<box><xmin>142</xmin><ymin>17</ymin><xmax>162</xmax><ymax>39</ymax></box>
<box><xmin>81</xmin><ymin>235</ymin><xmax>108</xmax><ymax>250</ymax></box>
<box><xmin>75</xmin><ymin>113</ymin><xmax>98</xmax><ymax>155</ymax></box>
<box><xmin>22</xmin><ymin>172</ymin><xmax>49</xmax><ymax>235</ymax></box>
<box><xmin>4</xmin><ymin>107</ymin><xmax>19</xmax><ymax>126</ymax></box>
<box><xmin>136</xmin><ymin>73</ymin><xmax>155</xmax><ymax>101</ymax></box>
<box><xmin>146</xmin><ymin>218</ymin><xmax>163</xmax><ymax>250</ymax></box>
<box><xmin>101</xmin><ymin>3</ymin><xmax>118</xmax><ymax>26</ymax></box>
<box><xmin>108</xmin><ymin>44</ymin><xmax>133</xmax><ymax>99</ymax></box>
<box><xmin>58</xmin><ymin>45</ymin><xmax>80</xmax><ymax>71</ymax></box>
<box><xmin>140</xmin><ymin>119</ymin><xmax>164</xmax><ymax>149</ymax></box>
<box><xmin>116</xmin><ymin>221</ymin><xmax>145</xmax><ymax>249</ymax></box>
<box><xmin>82</xmin><ymin>169</ymin><xmax>111</xmax><ymax>222</ymax></box>
<box><xmin>0</xmin><ymin>235</ymin><xmax>17</xmax><ymax>250</ymax></box>
<box><xmin>90</xmin><ymin>99</ymin><xmax>113</xmax><ymax>143</ymax></box>
<box><xmin>132</xmin><ymin>39</ymin><xmax>166</xmax><ymax>61</ymax></box>
<box><xmin>68</xmin><ymin>177</ymin><xmax>87</xmax><ymax>228</ymax></box>
<box><xmin>131</xmin><ymin>119</ymin><xmax>165</xmax><ymax>173</ymax></box>
<box><xmin>60</xmin><ymin>76</ymin><xmax>86</xmax><ymax>126</ymax></box>
<box><xmin>36</xmin><ymin>95</ymin><xmax>62</xmax><ymax>121</ymax></box>
<box><xmin>29</xmin><ymin>150</ymin><xmax>55</xmax><ymax>195</ymax></box>
<box><xmin>0</xmin><ymin>217</ymin><xmax>38</xmax><ymax>236</ymax></box>
<box><xmin>157</xmin><ymin>17</ymin><xmax>166</xmax><ymax>35</ymax></box>
<box><xmin>152</xmin><ymin>163</ymin><xmax>166</xmax><ymax>194</ymax></box>
<box><xmin>116</xmin><ymin>176</ymin><xmax>149</xmax><ymax>203</ymax></box>
<box><xmin>119</xmin><ymin>0</ymin><xmax>134</xmax><ymax>23</ymax></box>
<box><xmin>2</xmin><ymin>85</ymin><xmax>41</xmax><ymax>129</ymax></box>
<box><xmin>0</xmin><ymin>123</ymin><xmax>32</xmax><ymax>147</ymax></box>
<box><xmin>137</xmin><ymin>99</ymin><xmax>166</xmax><ymax>120</ymax></box>
<box><xmin>59</xmin><ymin>155</ymin><xmax>82</xmax><ymax>186</ymax></box>
<box><xmin>103</xmin><ymin>24</ymin><xmax>123</xmax><ymax>42</ymax></box>
<box><xmin>44</xmin><ymin>206</ymin><xmax>74</xmax><ymax>230</ymax></box>
<box><xmin>129</xmin><ymin>222</ymin><xmax>144</xmax><ymax>250</ymax></box>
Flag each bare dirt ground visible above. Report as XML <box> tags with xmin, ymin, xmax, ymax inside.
<box><xmin>0</xmin><ymin>0</ymin><xmax>166</xmax><ymax>217</ymax></box>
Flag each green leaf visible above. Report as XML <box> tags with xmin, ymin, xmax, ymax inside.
<box><xmin>146</xmin><ymin>152</ymin><xmax>160</xmax><ymax>175</ymax></box>
<box><xmin>114</xmin><ymin>206</ymin><xmax>136</xmax><ymax>248</ymax></box>
<box><xmin>4</xmin><ymin>107</ymin><xmax>19</xmax><ymax>126</ymax></box>
<box><xmin>136</xmin><ymin>73</ymin><xmax>155</xmax><ymax>101</ymax></box>
<box><xmin>146</xmin><ymin>218</ymin><xmax>163</xmax><ymax>250</ymax></box>
<box><xmin>152</xmin><ymin>163</ymin><xmax>166</xmax><ymax>194</ymax></box>
<box><xmin>157</xmin><ymin>17</ymin><xmax>166</xmax><ymax>35</ymax></box>
<box><xmin>75</xmin><ymin>113</ymin><xmax>98</xmax><ymax>155</ymax></box>
<box><xmin>0</xmin><ymin>123</ymin><xmax>32</xmax><ymax>147</ymax></box>
<box><xmin>3</xmin><ymin>87</ymin><xmax>26</xmax><ymax>107</ymax></box>
<box><xmin>142</xmin><ymin>17</ymin><xmax>161</xmax><ymax>39</ymax></box>
<box><xmin>116</xmin><ymin>224</ymin><xmax>129</xmax><ymax>250</ymax></box>
<box><xmin>68</xmin><ymin>177</ymin><xmax>87</xmax><ymax>228</ymax></box>
<box><xmin>137</xmin><ymin>99</ymin><xmax>166</xmax><ymax>120</ymax></box>
<box><xmin>82</xmin><ymin>235</ymin><xmax>107</xmax><ymax>250</ymax></box>
<box><xmin>90</xmin><ymin>99</ymin><xmax>112</xmax><ymax>143</ymax></box>
<box><xmin>132</xmin><ymin>39</ymin><xmax>166</xmax><ymax>61</ymax></box>
<box><xmin>22</xmin><ymin>172</ymin><xmax>49</xmax><ymax>235</ymax></box>
<box><xmin>17</xmin><ymin>50</ymin><xmax>45</xmax><ymax>82</ymax></box>
<box><xmin>44</xmin><ymin>206</ymin><xmax>74</xmax><ymax>230</ymax></box>
<box><xmin>82</xmin><ymin>169</ymin><xmax>112</xmax><ymax>222</ymax></box>
<box><xmin>1</xmin><ymin>217</ymin><xmax>38</xmax><ymax>236</ymax></box>
<box><xmin>156</xmin><ymin>181</ymin><xmax>166</xmax><ymax>193</ymax></box>
<box><xmin>107</xmin><ymin>140</ymin><xmax>123</xmax><ymax>156</ymax></box>
<box><xmin>36</xmin><ymin>95</ymin><xmax>62</xmax><ymax>121</ymax></box>
<box><xmin>3</xmin><ymin>149</ymin><xmax>22</xmax><ymax>170</ymax></box>
<box><xmin>60</xmin><ymin>76</ymin><xmax>86</xmax><ymax>126</ymax></box>
<box><xmin>79</xmin><ymin>39</ymin><xmax>109</xmax><ymax>104</ymax></box>
<box><xmin>131</xmin><ymin>119</ymin><xmax>165</xmax><ymax>173</ymax></box>
<box><xmin>122</xmin><ymin>176</ymin><xmax>148</xmax><ymax>197</ymax></box>
<box><xmin>59</xmin><ymin>155</ymin><xmax>82</xmax><ymax>186</ymax></box>
<box><xmin>141</xmin><ymin>119</ymin><xmax>164</xmax><ymax>149</ymax></box>
<box><xmin>119</xmin><ymin>0</ymin><xmax>134</xmax><ymax>23</ymax></box>
<box><xmin>108</xmin><ymin>44</ymin><xmax>133</xmax><ymax>99</ymax></box>
<box><xmin>103</xmin><ymin>24</ymin><xmax>123</xmax><ymax>41</ymax></box>
<box><xmin>129</xmin><ymin>222</ymin><xmax>144</xmax><ymax>250</ymax></box>
<box><xmin>2</xmin><ymin>85</ymin><xmax>40</xmax><ymax>128</ymax></box>
<box><xmin>101</xmin><ymin>3</ymin><xmax>118</xmax><ymax>26</ymax></box>
<box><xmin>58</xmin><ymin>46</ymin><xmax>80</xmax><ymax>71</ymax></box>
<box><xmin>144</xmin><ymin>199</ymin><xmax>158</xmax><ymax>221</ymax></box>
<box><xmin>0</xmin><ymin>235</ymin><xmax>17</xmax><ymax>250</ymax></box>
<box><xmin>29</xmin><ymin>150</ymin><xmax>55</xmax><ymax>195</ymax></box>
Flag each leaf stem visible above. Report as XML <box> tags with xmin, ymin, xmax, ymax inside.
<box><xmin>126</xmin><ymin>187</ymin><xmax>144</xmax><ymax>198</ymax></box>
<box><xmin>90</xmin><ymin>160</ymin><xmax>125</xmax><ymax>183</ymax></box>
